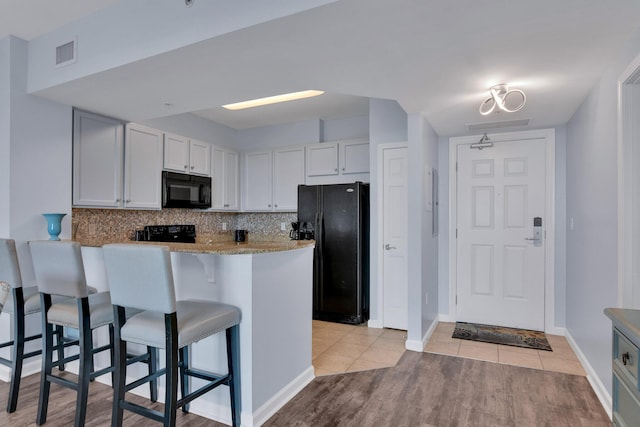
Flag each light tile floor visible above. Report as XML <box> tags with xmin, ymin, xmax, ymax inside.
<box><xmin>312</xmin><ymin>320</ymin><xmax>407</xmax><ymax>376</ymax></box>
<box><xmin>313</xmin><ymin>320</ymin><xmax>586</xmax><ymax>377</ymax></box>
<box><xmin>424</xmin><ymin>322</ymin><xmax>586</xmax><ymax>376</ymax></box>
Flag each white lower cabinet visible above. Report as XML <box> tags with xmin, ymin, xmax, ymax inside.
<box><xmin>211</xmin><ymin>146</ymin><xmax>239</xmax><ymax>211</ymax></box>
<box><xmin>244</xmin><ymin>147</ymin><xmax>305</xmax><ymax>212</ymax></box>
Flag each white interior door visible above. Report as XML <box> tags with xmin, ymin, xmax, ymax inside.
<box><xmin>456</xmin><ymin>138</ymin><xmax>547</xmax><ymax>331</ymax></box>
<box><xmin>382</xmin><ymin>146</ymin><xmax>408</xmax><ymax>330</ymax></box>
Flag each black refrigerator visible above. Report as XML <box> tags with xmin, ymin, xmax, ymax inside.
<box><xmin>298</xmin><ymin>183</ymin><xmax>369</xmax><ymax>325</ymax></box>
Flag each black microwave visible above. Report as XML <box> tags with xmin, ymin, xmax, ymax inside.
<box><xmin>162</xmin><ymin>171</ymin><xmax>211</xmax><ymax>209</ymax></box>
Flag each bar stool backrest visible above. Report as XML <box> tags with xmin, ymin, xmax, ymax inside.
<box><xmin>29</xmin><ymin>241</ymin><xmax>89</xmax><ymax>298</ymax></box>
<box><xmin>103</xmin><ymin>244</ymin><xmax>176</xmax><ymax>314</ymax></box>
<box><xmin>0</xmin><ymin>239</ymin><xmax>23</xmax><ymax>289</ymax></box>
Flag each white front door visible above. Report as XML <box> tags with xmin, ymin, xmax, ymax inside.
<box><xmin>382</xmin><ymin>146</ymin><xmax>408</xmax><ymax>330</ymax></box>
<box><xmin>456</xmin><ymin>138</ymin><xmax>547</xmax><ymax>331</ymax></box>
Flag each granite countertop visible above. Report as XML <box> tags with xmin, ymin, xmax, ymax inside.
<box><xmin>76</xmin><ymin>237</ymin><xmax>315</xmax><ymax>255</ymax></box>
<box><xmin>604</xmin><ymin>307</ymin><xmax>640</xmax><ymax>347</ymax></box>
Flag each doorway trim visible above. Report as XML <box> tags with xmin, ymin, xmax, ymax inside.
<box><xmin>375</xmin><ymin>141</ymin><xmax>409</xmax><ymax>329</ymax></box>
<box><xmin>617</xmin><ymin>53</ymin><xmax>640</xmax><ymax>308</ymax></box>
<box><xmin>448</xmin><ymin>129</ymin><xmax>557</xmax><ymax>332</ymax></box>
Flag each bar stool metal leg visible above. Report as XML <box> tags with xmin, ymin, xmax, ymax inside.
<box><xmin>36</xmin><ymin>294</ymin><xmax>53</xmax><ymax>425</ymax></box>
<box><xmin>164</xmin><ymin>313</ymin><xmax>178</xmax><ymax>427</ymax></box>
<box><xmin>7</xmin><ymin>288</ymin><xmax>26</xmax><ymax>413</ymax></box>
<box><xmin>179</xmin><ymin>346</ymin><xmax>189</xmax><ymax>413</ymax></box>
<box><xmin>227</xmin><ymin>325</ymin><xmax>240</xmax><ymax>427</ymax></box>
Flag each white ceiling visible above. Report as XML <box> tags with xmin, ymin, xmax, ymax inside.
<box><xmin>5</xmin><ymin>0</ymin><xmax>640</xmax><ymax>136</ymax></box>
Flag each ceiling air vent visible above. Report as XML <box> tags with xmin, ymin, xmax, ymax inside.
<box><xmin>55</xmin><ymin>39</ymin><xmax>76</xmax><ymax>67</ymax></box>
<box><xmin>467</xmin><ymin>118</ymin><xmax>530</xmax><ymax>133</ymax></box>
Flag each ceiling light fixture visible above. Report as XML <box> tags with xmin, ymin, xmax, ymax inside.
<box><xmin>479</xmin><ymin>84</ymin><xmax>526</xmax><ymax>115</ymax></box>
<box><xmin>222</xmin><ymin>90</ymin><xmax>325</xmax><ymax>110</ymax></box>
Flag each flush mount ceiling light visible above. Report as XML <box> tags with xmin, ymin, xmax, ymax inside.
<box><xmin>222</xmin><ymin>90</ymin><xmax>324</xmax><ymax>110</ymax></box>
<box><xmin>479</xmin><ymin>84</ymin><xmax>526</xmax><ymax>115</ymax></box>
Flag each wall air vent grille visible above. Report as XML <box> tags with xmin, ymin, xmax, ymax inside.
<box><xmin>467</xmin><ymin>118</ymin><xmax>530</xmax><ymax>133</ymax></box>
<box><xmin>55</xmin><ymin>39</ymin><xmax>76</xmax><ymax>66</ymax></box>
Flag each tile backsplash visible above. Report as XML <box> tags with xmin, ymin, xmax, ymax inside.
<box><xmin>72</xmin><ymin>208</ymin><xmax>297</xmax><ymax>243</ymax></box>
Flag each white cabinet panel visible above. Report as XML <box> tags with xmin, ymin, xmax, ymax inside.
<box><xmin>273</xmin><ymin>147</ymin><xmax>305</xmax><ymax>211</ymax></box>
<box><xmin>244</xmin><ymin>151</ymin><xmax>273</xmax><ymax>211</ymax></box>
<box><xmin>124</xmin><ymin>124</ymin><xmax>162</xmax><ymax>209</ymax></box>
<box><xmin>163</xmin><ymin>133</ymin><xmax>190</xmax><ymax>173</ymax></box>
<box><xmin>211</xmin><ymin>146</ymin><xmax>239</xmax><ymax>211</ymax></box>
<box><xmin>341</xmin><ymin>140</ymin><xmax>370</xmax><ymax>174</ymax></box>
<box><xmin>163</xmin><ymin>134</ymin><xmax>211</xmax><ymax>176</ymax></box>
<box><xmin>189</xmin><ymin>139</ymin><xmax>211</xmax><ymax>176</ymax></box>
<box><xmin>305</xmin><ymin>139</ymin><xmax>370</xmax><ymax>184</ymax></box>
<box><xmin>306</xmin><ymin>143</ymin><xmax>338</xmax><ymax>176</ymax></box>
<box><xmin>244</xmin><ymin>147</ymin><xmax>305</xmax><ymax>212</ymax></box>
<box><xmin>73</xmin><ymin>110</ymin><xmax>124</xmax><ymax>207</ymax></box>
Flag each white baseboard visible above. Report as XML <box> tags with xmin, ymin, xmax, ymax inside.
<box><xmin>405</xmin><ymin>318</ymin><xmax>438</xmax><ymax>352</ymax></box>
<box><xmin>564</xmin><ymin>330</ymin><xmax>612</xmax><ymax>420</ymax></box>
<box><xmin>0</xmin><ymin>357</ymin><xmax>41</xmax><ymax>383</ymax></box>
<box><xmin>367</xmin><ymin>318</ymin><xmax>383</xmax><ymax>329</ymax></box>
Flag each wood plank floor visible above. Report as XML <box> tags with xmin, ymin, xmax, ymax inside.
<box><xmin>0</xmin><ymin>371</ymin><xmax>226</xmax><ymax>427</ymax></box>
<box><xmin>0</xmin><ymin>351</ymin><xmax>610</xmax><ymax>426</ymax></box>
<box><xmin>266</xmin><ymin>351</ymin><xmax>610</xmax><ymax>427</ymax></box>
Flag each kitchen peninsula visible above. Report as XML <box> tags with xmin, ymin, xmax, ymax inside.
<box><xmin>78</xmin><ymin>237</ymin><xmax>315</xmax><ymax>427</ymax></box>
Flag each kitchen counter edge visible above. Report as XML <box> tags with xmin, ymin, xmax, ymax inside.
<box><xmin>76</xmin><ymin>239</ymin><xmax>315</xmax><ymax>255</ymax></box>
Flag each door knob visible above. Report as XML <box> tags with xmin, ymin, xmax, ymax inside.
<box><xmin>385</xmin><ymin>244</ymin><xmax>396</xmax><ymax>250</ymax></box>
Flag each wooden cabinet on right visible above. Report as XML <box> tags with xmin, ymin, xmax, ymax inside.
<box><xmin>305</xmin><ymin>139</ymin><xmax>369</xmax><ymax>185</ymax></box>
<box><xmin>605</xmin><ymin>308</ymin><xmax>640</xmax><ymax>427</ymax></box>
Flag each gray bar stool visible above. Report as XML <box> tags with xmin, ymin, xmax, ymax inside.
<box><xmin>102</xmin><ymin>243</ymin><xmax>241</xmax><ymax>427</ymax></box>
<box><xmin>0</xmin><ymin>238</ymin><xmax>66</xmax><ymax>413</ymax></box>
<box><xmin>29</xmin><ymin>241</ymin><xmax>157</xmax><ymax>427</ymax></box>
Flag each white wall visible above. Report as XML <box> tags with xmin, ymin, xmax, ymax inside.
<box><xmin>235</xmin><ymin>119</ymin><xmax>321</xmax><ymax>151</ymax></box>
<box><xmin>3</xmin><ymin>36</ymin><xmax>73</xmax><ymax>285</ymax></box>
<box><xmin>406</xmin><ymin>113</ymin><xmax>439</xmax><ymax>344</ymax></box>
<box><xmin>565</xmin><ymin>26</ymin><xmax>640</xmax><ymax>396</ymax></box>
<box><xmin>368</xmin><ymin>98</ymin><xmax>408</xmax><ymax>324</ymax></box>
<box><xmin>142</xmin><ymin>113</ymin><xmax>237</xmax><ymax>150</ymax></box>
<box><xmin>27</xmin><ymin>0</ymin><xmax>338</xmax><ymax>94</ymax></box>
<box><xmin>0</xmin><ymin>37</ymin><xmax>11</xmax><ymax>237</ymax></box>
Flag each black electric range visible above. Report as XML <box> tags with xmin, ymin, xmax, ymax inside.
<box><xmin>138</xmin><ymin>225</ymin><xmax>196</xmax><ymax>243</ymax></box>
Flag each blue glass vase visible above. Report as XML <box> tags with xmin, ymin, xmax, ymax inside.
<box><xmin>42</xmin><ymin>213</ymin><xmax>66</xmax><ymax>241</ymax></box>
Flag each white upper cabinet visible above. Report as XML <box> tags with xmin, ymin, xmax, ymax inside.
<box><xmin>341</xmin><ymin>139</ymin><xmax>370</xmax><ymax>174</ymax></box>
<box><xmin>189</xmin><ymin>139</ymin><xmax>211</xmax><ymax>175</ymax></box>
<box><xmin>73</xmin><ymin>110</ymin><xmax>124</xmax><ymax>207</ymax></box>
<box><xmin>211</xmin><ymin>146</ymin><xmax>239</xmax><ymax>211</ymax></box>
<box><xmin>244</xmin><ymin>151</ymin><xmax>273</xmax><ymax>211</ymax></box>
<box><xmin>244</xmin><ymin>146</ymin><xmax>305</xmax><ymax>212</ymax></box>
<box><xmin>73</xmin><ymin>112</ymin><xmax>163</xmax><ymax>210</ymax></box>
<box><xmin>306</xmin><ymin>142</ymin><xmax>338</xmax><ymax>176</ymax></box>
<box><xmin>305</xmin><ymin>139</ymin><xmax>370</xmax><ymax>185</ymax></box>
<box><xmin>163</xmin><ymin>133</ymin><xmax>210</xmax><ymax>176</ymax></box>
<box><xmin>123</xmin><ymin>124</ymin><xmax>163</xmax><ymax>209</ymax></box>
<box><xmin>273</xmin><ymin>147</ymin><xmax>306</xmax><ymax>211</ymax></box>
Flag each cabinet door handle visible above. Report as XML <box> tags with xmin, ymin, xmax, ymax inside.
<box><xmin>191</xmin><ymin>165</ymin><xmax>195</xmax><ymax>170</ymax></box>
<box><xmin>115</xmin><ymin>198</ymin><xmax>121</xmax><ymax>203</ymax></box>
<box><xmin>184</xmin><ymin>165</ymin><xmax>188</xmax><ymax>169</ymax></box>
<box><xmin>125</xmin><ymin>199</ymin><xmax>131</xmax><ymax>203</ymax></box>
<box><xmin>274</xmin><ymin>204</ymin><xmax>278</xmax><ymax>208</ymax></box>
<box><xmin>342</xmin><ymin>167</ymin><xmax>346</xmax><ymax>171</ymax></box>
<box><xmin>268</xmin><ymin>204</ymin><xmax>272</xmax><ymax>208</ymax></box>
<box><xmin>334</xmin><ymin>168</ymin><xmax>338</xmax><ymax>172</ymax></box>
<box><xmin>623</xmin><ymin>352</ymin><xmax>630</xmax><ymax>366</ymax></box>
